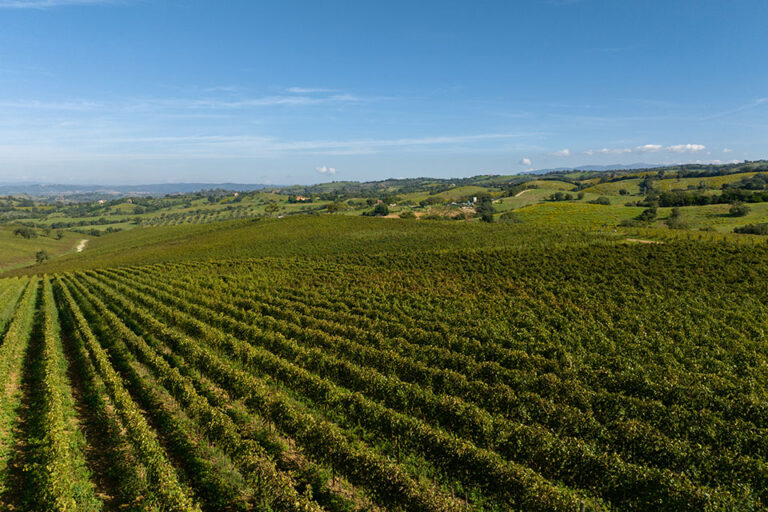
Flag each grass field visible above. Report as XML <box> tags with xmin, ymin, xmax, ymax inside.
<box><xmin>0</xmin><ymin>226</ymin><xmax>84</xmax><ymax>272</ymax></box>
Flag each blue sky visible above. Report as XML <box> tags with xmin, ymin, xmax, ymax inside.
<box><xmin>0</xmin><ymin>0</ymin><xmax>766</xmax><ymax>184</ymax></box>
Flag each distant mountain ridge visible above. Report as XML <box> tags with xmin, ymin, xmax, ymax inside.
<box><xmin>0</xmin><ymin>182</ymin><xmax>273</xmax><ymax>197</ymax></box>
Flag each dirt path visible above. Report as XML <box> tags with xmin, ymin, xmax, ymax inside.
<box><xmin>76</xmin><ymin>240</ymin><xmax>89</xmax><ymax>253</ymax></box>
<box><xmin>626</xmin><ymin>238</ymin><xmax>664</xmax><ymax>245</ymax></box>
<box><xmin>514</xmin><ymin>189</ymin><xmax>533</xmax><ymax>197</ymax></box>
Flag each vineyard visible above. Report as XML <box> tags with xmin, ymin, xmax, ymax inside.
<box><xmin>0</xmin><ymin>237</ymin><xmax>767</xmax><ymax>511</ymax></box>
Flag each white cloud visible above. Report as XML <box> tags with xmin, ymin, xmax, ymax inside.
<box><xmin>519</xmin><ymin>157</ymin><xmax>532</xmax><ymax>166</ymax></box>
<box><xmin>666</xmin><ymin>143</ymin><xmax>706</xmax><ymax>153</ymax></box>
<box><xmin>636</xmin><ymin>144</ymin><xmax>663</xmax><ymax>152</ymax></box>
<box><xmin>315</xmin><ymin>165</ymin><xmax>337</xmax><ymax>174</ymax></box>
<box><xmin>723</xmin><ymin>148</ymin><xmax>733</xmax><ymax>153</ymax></box>
<box><xmin>552</xmin><ymin>148</ymin><xmax>570</xmax><ymax>157</ymax></box>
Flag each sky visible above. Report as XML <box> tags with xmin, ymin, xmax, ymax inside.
<box><xmin>0</xmin><ymin>0</ymin><xmax>766</xmax><ymax>185</ymax></box>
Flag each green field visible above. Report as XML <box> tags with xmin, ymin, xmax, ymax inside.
<box><xmin>0</xmin><ymin>226</ymin><xmax>85</xmax><ymax>272</ymax></box>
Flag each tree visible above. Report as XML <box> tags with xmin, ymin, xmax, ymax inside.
<box><xmin>13</xmin><ymin>226</ymin><xmax>36</xmax><ymax>239</ymax></box>
<box><xmin>475</xmin><ymin>195</ymin><xmax>495</xmax><ymax>223</ymax></box>
<box><xmin>734</xmin><ymin>222</ymin><xmax>768</xmax><ymax>235</ymax></box>
<box><xmin>325</xmin><ymin>202</ymin><xmax>343</xmax><ymax>214</ymax></box>
<box><xmin>639</xmin><ymin>176</ymin><xmax>655</xmax><ymax>195</ymax></box>
<box><xmin>35</xmin><ymin>249</ymin><xmax>49</xmax><ymax>264</ymax></box>
<box><xmin>264</xmin><ymin>203</ymin><xmax>280</xmax><ymax>216</ymax></box>
<box><xmin>665</xmin><ymin>207</ymin><xmax>688</xmax><ymax>229</ymax></box>
<box><xmin>55</xmin><ymin>229</ymin><xmax>64</xmax><ymax>240</ymax></box>
<box><xmin>398</xmin><ymin>210</ymin><xmax>416</xmax><ymax>219</ymax></box>
<box><xmin>637</xmin><ymin>207</ymin><xmax>658</xmax><ymax>222</ymax></box>
<box><xmin>729</xmin><ymin>201</ymin><xmax>750</xmax><ymax>217</ymax></box>
<box><xmin>373</xmin><ymin>203</ymin><xmax>389</xmax><ymax>216</ymax></box>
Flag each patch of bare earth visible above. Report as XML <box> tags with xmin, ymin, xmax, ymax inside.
<box><xmin>626</xmin><ymin>238</ymin><xmax>664</xmax><ymax>244</ymax></box>
<box><xmin>515</xmin><ymin>188</ymin><xmax>532</xmax><ymax>197</ymax></box>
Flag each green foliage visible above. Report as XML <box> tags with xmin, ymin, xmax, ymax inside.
<box><xmin>729</xmin><ymin>201</ymin><xmax>751</xmax><ymax>217</ymax></box>
<box><xmin>362</xmin><ymin>203</ymin><xmax>389</xmax><ymax>217</ymax></box>
<box><xmin>325</xmin><ymin>202</ymin><xmax>343</xmax><ymax>214</ymax></box>
<box><xmin>637</xmin><ymin>207</ymin><xmax>658</xmax><ymax>222</ymax></box>
<box><xmin>14</xmin><ymin>226</ymin><xmax>37</xmax><ymax>239</ymax></box>
<box><xmin>547</xmin><ymin>192</ymin><xmax>573</xmax><ymax>201</ymax></box>
<box><xmin>665</xmin><ymin>207</ymin><xmax>689</xmax><ymax>230</ymax></box>
<box><xmin>475</xmin><ymin>194</ymin><xmax>495</xmax><ymax>222</ymax></box>
<box><xmin>734</xmin><ymin>222</ymin><xmax>768</xmax><ymax>235</ymax></box>
<box><xmin>1</xmin><ymin>213</ymin><xmax>768</xmax><ymax>510</ymax></box>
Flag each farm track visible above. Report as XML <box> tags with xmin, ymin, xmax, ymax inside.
<box><xmin>0</xmin><ymin>239</ymin><xmax>766</xmax><ymax>510</ymax></box>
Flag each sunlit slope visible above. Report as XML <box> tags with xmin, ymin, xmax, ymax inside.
<box><xmin>6</xmin><ymin>215</ymin><xmax>611</xmax><ymax>276</ymax></box>
<box><xmin>0</xmin><ymin>226</ymin><xmax>84</xmax><ymax>273</ymax></box>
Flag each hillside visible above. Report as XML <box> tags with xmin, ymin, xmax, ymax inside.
<box><xmin>0</xmin><ymin>218</ymin><xmax>766</xmax><ymax>510</ymax></box>
<box><xmin>1</xmin><ymin>160</ymin><xmax>767</xmax><ymax>274</ymax></box>
<box><xmin>4</xmin><ymin>216</ymin><xmax>610</xmax><ymax>276</ymax></box>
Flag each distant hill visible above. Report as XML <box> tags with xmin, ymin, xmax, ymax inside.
<box><xmin>0</xmin><ymin>182</ymin><xmax>273</xmax><ymax>197</ymax></box>
<box><xmin>525</xmin><ymin>163</ymin><xmax>665</xmax><ymax>175</ymax></box>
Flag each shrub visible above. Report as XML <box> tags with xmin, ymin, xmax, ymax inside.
<box><xmin>35</xmin><ymin>249</ymin><xmax>49</xmax><ymax>264</ymax></box>
<box><xmin>499</xmin><ymin>211</ymin><xmax>523</xmax><ymax>223</ymax></box>
<box><xmin>734</xmin><ymin>222</ymin><xmax>768</xmax><ymax>235</ymax></box>
<box><xmin>637</xmin><ymin>207</ymin><xmax>658</xmax><ymax>222</ymax></box>
<box><xmin>14</xmin><ymin>226</ymin><xmax>37</xmax><ymax>239</ymax></box>
<box><xmin>729</xmin><ymin>202</ymin><xmax>750</xmax><ymax>217</ymax></box>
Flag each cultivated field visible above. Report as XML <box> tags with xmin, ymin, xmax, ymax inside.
<box><xmin>0</xmin><ymin>224</ymin><xmax>766</xmax><ymax>511</ymax></box>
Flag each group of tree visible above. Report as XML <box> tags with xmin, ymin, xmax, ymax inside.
<box><xmin>475</xmin><ymin>194</ymin><xmax>495</xmax><ymax>222</ymax></box>
<box><xmin>734</xmin><ymin>222</ymin><xmax>768</xmax><ymax>235</ymax></box>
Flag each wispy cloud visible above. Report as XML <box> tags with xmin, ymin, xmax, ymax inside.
<box><xmin>702</xmin><ymin>97</ymin><xmax>768</xmax><ymax>120</ymax></box>
<box><xmin>552</xmin><ymin>148</ymin><xmax>570</xmax><ymax>157</ymax></box>
<box><xmin>585</xmin><ymin>147</ymin><xmax>632</xmax><ymax>156</ymax></box>
<box><xmin>0</xmin><ymin>0</ymin><xmax>121</xmax><ymax>8</ymax></box>
<box><xmin>0</xmin><ymin>93</ymin><xmax>366</xmax><ymax>112</ymax></box>
<box><xmin>0</xmin><ymin>131</ymin><xmax>540</xmax><ymax>162</ymax></box>
<box><xmin>519</xmin><ymin>157</ymin><xmax>532</xmax><ymax>166</ymax></box>
<box><xmin>135</xmin><ymin>132</ymin><xmax>536</xmax><ymax>154</ymax></box>
<box><xmin>0</xmin><ymin>99</ymin><xmax>102</xmax><ymax>110</ymax></box>
<box><xmin>287</xmin><ymin>87</ymin><xmax>337</xmax><ymax>94</ymax></box>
